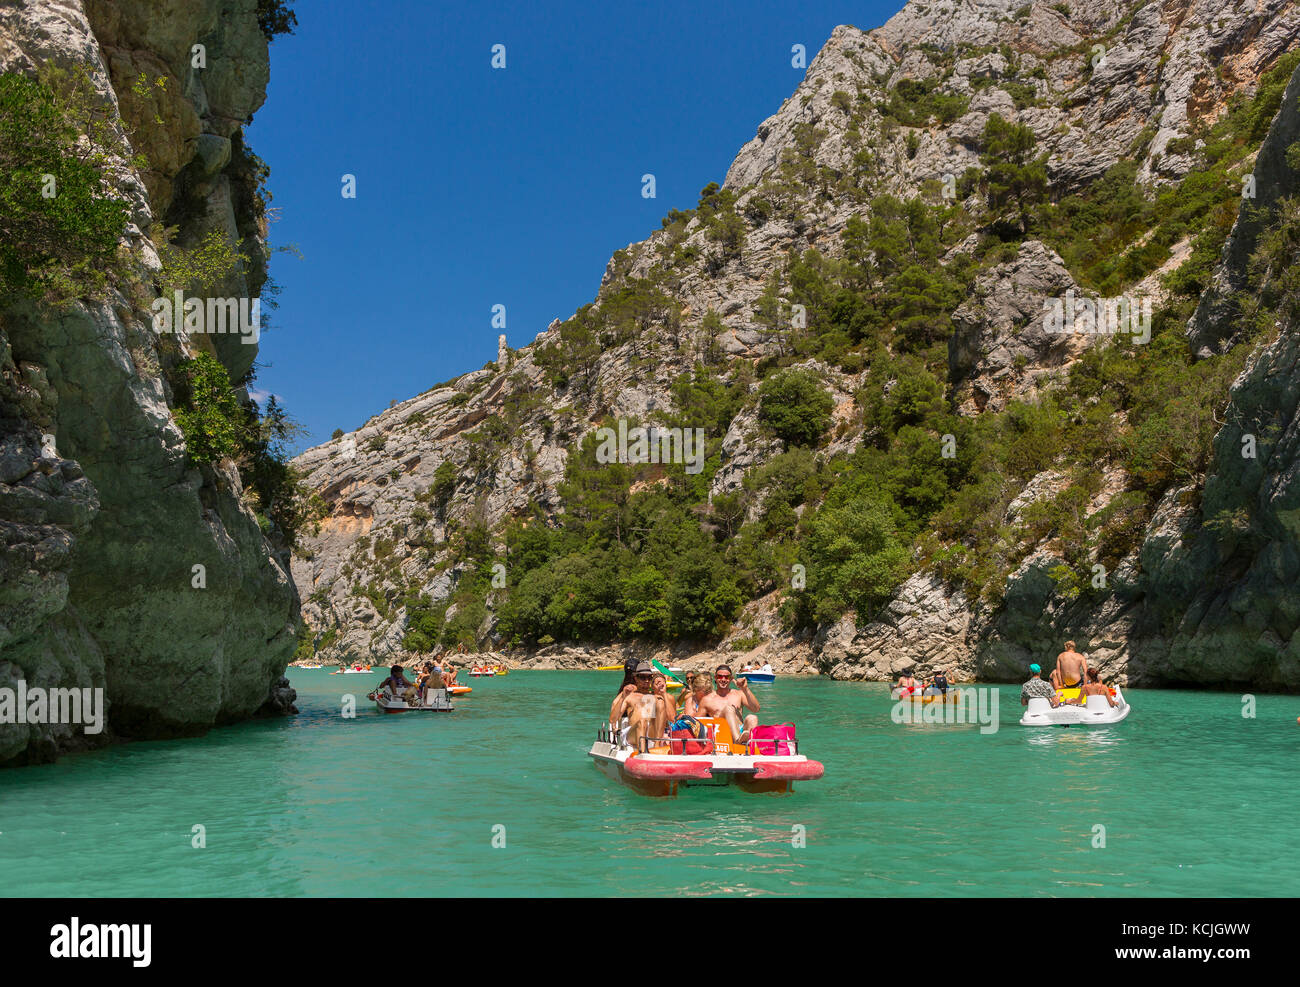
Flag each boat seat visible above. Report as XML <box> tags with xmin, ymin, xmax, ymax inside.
<box><xmin>1025</xmin><ymin>697</ymin><xmax>1053</xmax><ymax>715</ymax></box>
<box><xmin>696</xmin><ymin>717</ymin><xmax>746</xmax><ymax>754</ymax></box>
<box><xmin>1085</xmin><ymin>694</ymin><xmax>1111</xmax><ymax>712</ymax></box>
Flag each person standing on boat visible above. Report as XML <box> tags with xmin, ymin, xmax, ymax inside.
<box><xmin>1020</xmin><ymin>664</ymin><xmax>1059</xmax><ymax>708</ymax></box>
<box><xmin>694</xmin><ymin>665</ymin><xmax>760</xmax><ymax>743</ymax></box>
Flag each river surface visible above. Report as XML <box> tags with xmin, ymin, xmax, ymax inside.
<box><xmin>1</xmin><ymin>670</ymin><xmax>1297</xmax><ymax>896</ymax></box>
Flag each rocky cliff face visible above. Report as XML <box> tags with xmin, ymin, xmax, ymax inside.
<box><xmin>0</xmin><ymin>0</ymin><xmax>297</xmax><ymax>765</ymax></box>
<box><xmin>293</xmin><ymin>0</ymin><xmax>1300</xmax><ymax>690</ymax></box>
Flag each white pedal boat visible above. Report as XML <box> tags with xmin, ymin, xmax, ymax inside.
<box><xmin>587</xmin><ymin>717</ymin><xmax>823</xmax><ymax>796</ymax></box>
<box><xmin>368</xmin><ymin>687</ymin><xmax>455</xmax><ymax>713</ymax></box>
<box><xmin>1020</xmin><ymin>686</ymin><xmax>1131</xmax><ymax>726</ymax></box>
<box><xmin>739</xmin><ymin>663</ymin><xmax>776</xmax><ymax>683</ymax></box>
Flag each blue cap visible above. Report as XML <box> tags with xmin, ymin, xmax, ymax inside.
<box><xmin>1029</xmin><ymin>663</ymin><xmax>1041</xmax><ymax>674</ymax></box>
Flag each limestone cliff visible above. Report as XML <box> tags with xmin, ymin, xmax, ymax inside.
<box><xmin>292</xmin><ymin>0</ymin><xmax>1300</xmax><ymax>691</ymax></box>
<box><xmin>0</xmin><ymin>0</ymin><xmax>297</xmax><ymax>765</ymax></box>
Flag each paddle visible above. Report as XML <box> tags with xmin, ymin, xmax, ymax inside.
<box><xmin>650</xmin><ymin>658</ymin><xmax>685</xmax><ymax>687</ymax></box>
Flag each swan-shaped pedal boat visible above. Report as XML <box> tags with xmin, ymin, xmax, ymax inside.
<box><xmin>588</xmin><ymin>716</ymin><xmax>823</xmax><ymax>796</ymax></box>
<box><xmin>1020</xmin><ymin>686</ymin><xmax>1131</xmax><ymax>726</ymax></box>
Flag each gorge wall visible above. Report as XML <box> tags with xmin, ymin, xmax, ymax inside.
<box><xmin>291</xmin><ymin>0</ymin><xmax>1300</xmax><ymax>690</ymax></box>
<box><xmin>0</xmin><ymin>0</ymin><xmax>297</xmax><ymax>765</ymax></box>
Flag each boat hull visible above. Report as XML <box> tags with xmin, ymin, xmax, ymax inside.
<box><xmin>370</xmin><ymin>689</ymin><xmax>455</xmax><ymax>713</ymax></box>
<box><xmin>587</xmin><ymin>740</ymin><xmax>823</xmax><ymax>797</ymax></box>
<box><xmin>1020</xmin><ymin>687</ymin><xmax>1130</xmax><ymax>726</ymax></box>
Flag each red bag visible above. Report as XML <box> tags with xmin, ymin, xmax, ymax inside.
<box><xmin>747</xmin><ymin>723</ymin><xmax>795</xmax><ymax>755</ymax></box>
<box><xmin>670</xmin><ymin>728</ymin><xmax>708</xmax><ymax>755</ymax></box>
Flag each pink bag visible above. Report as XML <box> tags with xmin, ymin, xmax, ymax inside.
<box><xmin>747</xmin><ymin>723</ymin><xmax>795</xmax><ymax>755</ymax></box>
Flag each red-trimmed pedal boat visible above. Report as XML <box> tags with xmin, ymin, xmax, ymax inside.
<box><xmin>587</xmin><ymin>716</ymin><xmax>823</xmax><ymax>796</ymax></box>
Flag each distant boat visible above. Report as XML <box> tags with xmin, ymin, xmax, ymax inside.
<box><xmin>739</xmin><ymin>663</ymin><xmax>776</xmax><ymax>683</ymax></box>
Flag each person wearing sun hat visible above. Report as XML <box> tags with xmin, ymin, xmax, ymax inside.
<box><xmin>609</xmin><ymin>660</ymin><xmax>672</xmax><ymax>748</ymax></box>
<box><xmin>1021</xmin><ymin>663</ymin><xmax>1059</xmax><ymax>707</ymax></box>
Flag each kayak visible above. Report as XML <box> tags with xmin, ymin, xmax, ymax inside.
<box><xmin>588</xmin><ymin>716</ymin><xmax>823</xmax><ymax>796</ymax></box>
<box><xmin>447</xmin><ymin>685</ymin><xmax>472</xmax><ymax>695</ymax></box>
<box><xmin>597</xmin><ymin>665</ymin><xmax>624</xmax><ymax>671</ymax></box>
<box><xmin>1020</xmin><ymin>686</ymin><xmax>1131</xmax><ymax>726</ymax></box>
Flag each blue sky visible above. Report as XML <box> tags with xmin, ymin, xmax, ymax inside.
<box><xmin>246</xmin><ymin>0</ymin><xmax>902</xmax><ymax>450</ymax></box>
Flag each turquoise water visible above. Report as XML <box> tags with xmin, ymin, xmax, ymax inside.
<box><xmin>1</xmin><ymin>670</ymin><xmax>1298</xmax><ymax>896</ymax></box>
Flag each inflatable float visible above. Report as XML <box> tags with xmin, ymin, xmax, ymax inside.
<box><xmin>587</xmin><ymin>716</ymin><xmax>823</xmax><ymax>796</ymax></box>
<box><xmin>1020</xmin><ymin>686</ymin><xmax>1131</xmax><ymax>726</ymax></box>
<box><xmin>368</xmin><ymin>687</ymin><xmax>455</xmax><ymax>713</ymax></box>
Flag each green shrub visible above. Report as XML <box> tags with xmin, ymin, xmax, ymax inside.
<box><xmin>0</xmin><ymin>70</ymin><xmax>131</xmax><ymax>303</ymax></box>
<box><xmin>758</xmin><ymin>368</ymin><xmax>834</xmax><ymax>446</ymax></box>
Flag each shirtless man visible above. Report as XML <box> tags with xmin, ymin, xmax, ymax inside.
<box><xmin>610</xmin><ymin>661</ymin><xmax>672</xmax><ymax>749</ymax></box>
<box><xmin>1050</xmin><ymin>640</ymin><xmax>1088</xmax><ymax>690</ymax></box>
<box><xmin>692</xmin><ymin>665</ymin><xmax>760</xmax><ymax>743</ymax></box>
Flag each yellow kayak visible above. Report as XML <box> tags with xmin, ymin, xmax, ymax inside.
<box><xmin>597</xmin><ymin>665</ymin><xmax>624</xmax><ymax>671</ymax></box>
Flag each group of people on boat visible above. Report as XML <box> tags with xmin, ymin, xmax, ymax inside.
<box><xmin>379</xmin><ymin>660</ymin><xmax>459</xmax><ymax>704</ymax></box>
<box><xmin>1020</xmin><ymin>641</ymin><xmax>1118</xmax><ymax>708</ymax></box>
<box><xmin>609</xmin><ymin>660</ymin><xmax>760</xmax><ymax>749</ymax></box>
<box><xmin>895</xmin><ymin>667</ymin><xmax>955</xmax><ymax>697</ymax></box>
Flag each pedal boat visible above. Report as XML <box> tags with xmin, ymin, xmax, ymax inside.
<box><xmin>368</xmin><ymin>687</ymin><xmax>455</xmax><ymax>713</ymax></box>
<box><xmin>1020</xmin><ymin>686</ymin><xmax>1130</xmax><ymax>726</ymax></box>
<box><xmin>739</xmin><ymin>663</ymin><xmax>776</xmax><ymax>683</ymax></box>
<box><xmin>587</xmin><ymin>716</ymin><xmax>823</xmax><ymax>796</ymax></box>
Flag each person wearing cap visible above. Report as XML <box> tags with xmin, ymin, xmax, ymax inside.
<box><xmin>609</xmin><ymin>660</ymin><xmax>672</xmax><ymax>748</ymax></box>
<box><xmin>1021</xmin><ymin>664</ymin><xmax>1059</xmax><ymax>707</ymax></box>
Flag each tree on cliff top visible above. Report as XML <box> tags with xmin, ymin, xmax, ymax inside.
<box><xmin>257</xmin><ymin>1</ymin><xmax>298</xmax><ymax>42</ymax></box>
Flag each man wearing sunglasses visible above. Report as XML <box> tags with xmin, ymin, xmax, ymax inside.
<box><xmin>692</xmin><ymin>664</ymin><xmax>760</xmax><ymax>743</ymax></box>
<box><xmin>610</xmin><ymin>660</ymin><xmax>672</xmax><ymax>748</ymax></box>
